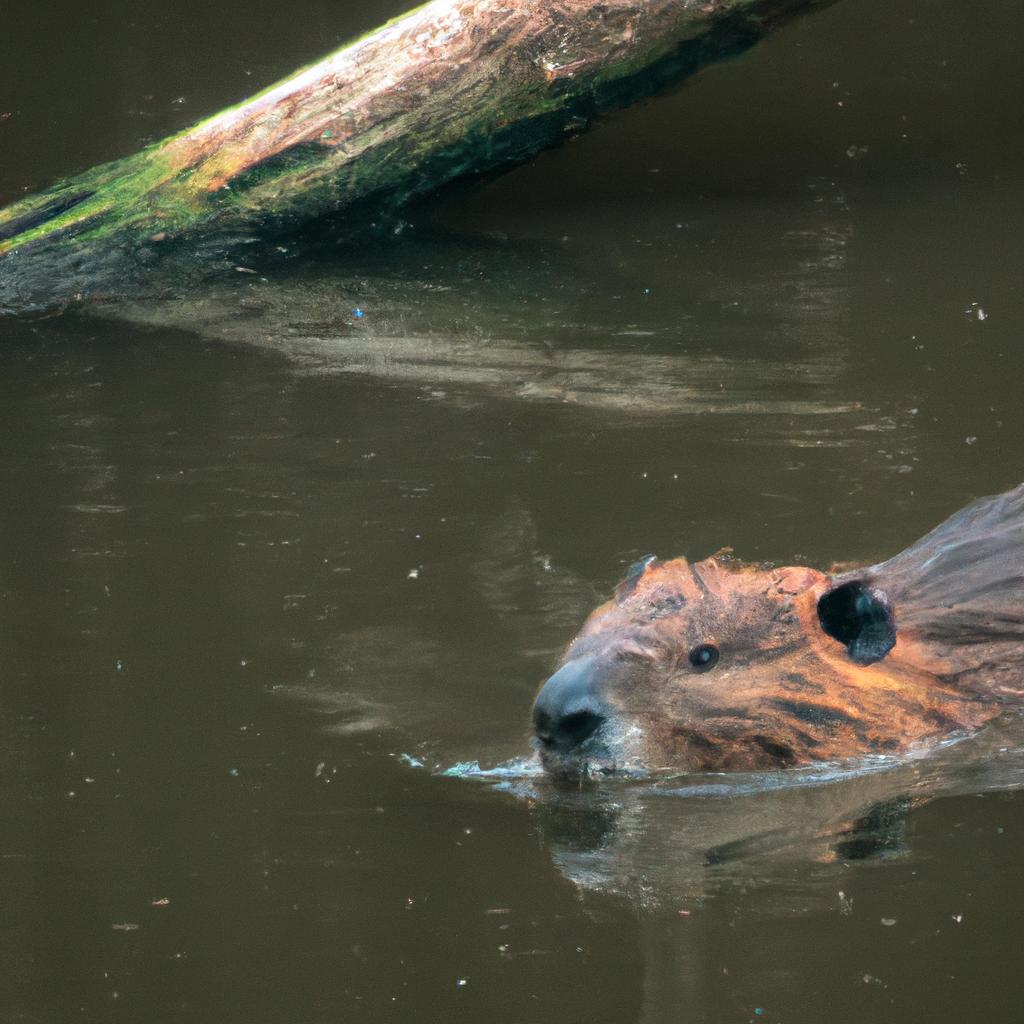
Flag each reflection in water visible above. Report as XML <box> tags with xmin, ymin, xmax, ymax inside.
<box><xmin>440</xmin><ymin>717</ymin><xmax>1024</xmax><ymax>903</ymax></box>
<box><xmin>94</xmin><ymin>191</ymin><xmax>869</xmax><ymax>426</ymax></box>
<box><xmin>454</xmin><ymin>724</ymin><xmax>1024</xmax><ymax>1024</ymax></box>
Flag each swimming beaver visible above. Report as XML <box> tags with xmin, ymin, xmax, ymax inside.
<box><xmin>532</xmin><ymin>484</ymin><xmax>1024</xmax><ymax>775</ymax></box>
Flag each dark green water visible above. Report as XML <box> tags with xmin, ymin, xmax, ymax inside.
<box><xmin>2</xmin><ymin>1</ymin><xmax>1023</xmax><ymax>1021</ymax></box>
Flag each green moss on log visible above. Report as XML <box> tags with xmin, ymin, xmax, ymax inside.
<box><xmin>0</xmin><ymin>0</ymin><xmax>837</xmax><ymax>313</ymax></box>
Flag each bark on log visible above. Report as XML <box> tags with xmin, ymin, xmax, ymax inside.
<box><xmin>0</xmin><ymin>0</ymin><xmax>835</xmax><ymax>314</ymax></box>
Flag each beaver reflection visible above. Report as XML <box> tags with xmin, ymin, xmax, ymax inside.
<box><xmin>533</xmin><ymin>484</ymin><xmax>1024</xmax><ymax>777</ymax></box>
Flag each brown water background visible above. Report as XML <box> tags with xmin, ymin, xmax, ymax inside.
<box><xmin>1</xmin><ymin>1</ymin><xmax>1023</xmax><ymax>1021</ymax></box>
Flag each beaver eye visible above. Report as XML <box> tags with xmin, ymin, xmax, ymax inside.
<box><xmin>688</xmin><ymin>643</ymin><xmax>719</xmax><ymax>672</ymax></box>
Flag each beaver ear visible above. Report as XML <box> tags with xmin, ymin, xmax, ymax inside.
<box><xmin>816</xmin><ymin>580</ymin><xmax>896</xmax><ymax>665</ymax></box>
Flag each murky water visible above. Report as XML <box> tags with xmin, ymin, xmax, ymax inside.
<box><xmin>2</xmin><ymin>0</ymin><xmax>1023</xmax><ymax>1021</ymax></box>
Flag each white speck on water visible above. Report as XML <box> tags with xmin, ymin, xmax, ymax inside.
<box><xmin>407</xmin><ymin>568</ymin><xmax>419</xmax><ymax>579</ymax></box>
<box><xmin>965</xmin><ymin>436</ymin><xmax>977</xmax><ymax>445</ymax></box>
<box><xmin>456</xmin><ymin>978</ymin><xmax>468</xmax><ymax>988</ymax></box>
<box><xmin>952</xmin><ymin>914</ymin><xmax>963</xmax><ymax>923</ymax></box>
<box><xmin>881</xmin><ymin>918</ymin><xmax>897</xmax><ymax>927</ymax></box>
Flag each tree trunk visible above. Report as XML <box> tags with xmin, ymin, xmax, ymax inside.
<box><xmin>0</xmin><ymin>0</ymin><xmax>835</xmax><ymax>314</ymax></box>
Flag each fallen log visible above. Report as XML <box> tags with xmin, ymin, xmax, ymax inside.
<box><xmin>0</xmin><ymin>0</ymin><xmax>835</xmax><ymax>314</ymax></box>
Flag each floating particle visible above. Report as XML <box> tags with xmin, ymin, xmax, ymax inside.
<box><xmin>353</xmin><ymin>307</ymin><xmax>365</xmax><ymax>319</ymax></box>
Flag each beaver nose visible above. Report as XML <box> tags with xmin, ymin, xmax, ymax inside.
<box><xmin>532</xmin><ymin>657</ymin><xmax>606</xmax><ymax>752</ymax></box>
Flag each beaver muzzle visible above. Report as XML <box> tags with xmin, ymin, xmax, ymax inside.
<box><xmin>532</xmin><ymin>655</ymin><xmax>607</xmax><ymax>756</ymax></box>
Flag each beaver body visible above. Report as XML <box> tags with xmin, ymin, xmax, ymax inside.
<box><xmin>532</xmin><ymin>484</ymin><xmax>1024</xmax><ymax>776</ymax></box>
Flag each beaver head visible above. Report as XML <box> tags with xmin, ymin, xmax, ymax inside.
<box><xmin>532</xmin><ymin>552</ymin><xmax>996</xmax><ymax>776</ymax></box>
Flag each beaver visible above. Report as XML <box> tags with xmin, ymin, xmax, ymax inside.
<box><xmin>532</xmin><ymin>484</ymin><xmax>1024</xmax><ymax>776</ymax></box>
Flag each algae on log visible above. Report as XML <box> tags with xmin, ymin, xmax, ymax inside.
<box><xmin>0</xmin><ymin>0</ymin><xmax>835</xmax><ymax>314</ymax></box>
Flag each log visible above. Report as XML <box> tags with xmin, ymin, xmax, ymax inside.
<box><xmin>0</xmin><ymin>0</ymin><xmax>835</xmax><ymax>314</ymax></box>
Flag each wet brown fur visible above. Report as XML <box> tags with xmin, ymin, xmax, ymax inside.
<box><xmin>536</xmin><ymin>485</ymin><xmax>1024</xmax><ymax>774</ymax></box>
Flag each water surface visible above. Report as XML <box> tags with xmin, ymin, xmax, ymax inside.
<box><xmin>2</xmin><ymin>0</ymin><xmax>1023</xmax><ymax>1021</ymax></box>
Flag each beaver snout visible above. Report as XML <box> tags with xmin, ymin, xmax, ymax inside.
<box><xmin>532</xmin><ymin>656</ymin><xmax>607</xmax><ymax>753</ymax></box>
